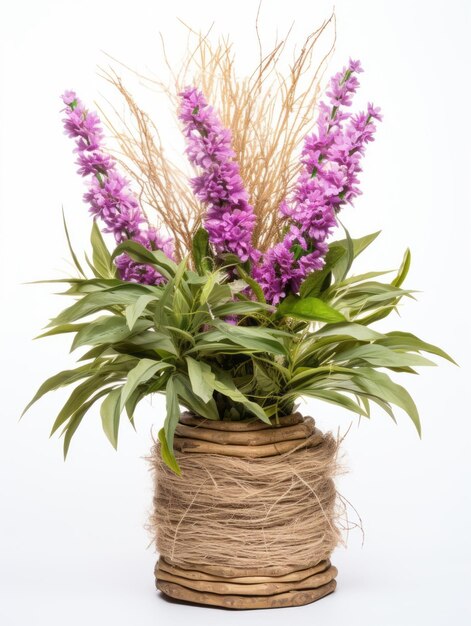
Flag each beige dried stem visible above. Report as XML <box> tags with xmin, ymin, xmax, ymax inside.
<box><xmin>99</xmin><ymin>16</ymin><xmax>336</xmax><ymax>261</ymax></box>
<box><xmin>98</xmin><ymin>73</ymin><xmax>200</xmax><ymax>261</ymax></box>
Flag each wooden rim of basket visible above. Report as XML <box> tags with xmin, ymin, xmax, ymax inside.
<box><xmin>173</xmin><ymin>413</ymin><xmax>324</xmax><ymax>458</ymax></box>
<box><xmin>157</xmin><ymin>556</ymin><xmax>332</xmax><ymax>582</ymax></box>
<box><xmin>179</xmin><ymin>411</ymin><xmax>305</xmax><ymax>431</ymax></box>
<box><xmin>156</xmin><ymin>579</ymin><xmax>337</xmax><ymax>609</ymax></box>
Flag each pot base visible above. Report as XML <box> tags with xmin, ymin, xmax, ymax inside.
<box><xmin>155</xmin><ymin>557</ymin><xmax>337</xmax><ymax>609</ymax></box>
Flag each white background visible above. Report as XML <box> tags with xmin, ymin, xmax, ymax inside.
<box><xmin>1</xmin><ymin>1</ymin><xmax>470</xmax><ymax>624</ymax></box>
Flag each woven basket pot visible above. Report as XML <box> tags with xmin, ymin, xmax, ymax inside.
<box><xmin>151</xmin><ymin>412</ymin><xmax>339</xmax><ymax>609</ymax></box>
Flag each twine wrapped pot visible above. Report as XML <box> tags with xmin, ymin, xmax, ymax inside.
<box><xmin>150</xmin><ymin>412</ymin><xmax>340</xmax><ymax>609</ymax></box>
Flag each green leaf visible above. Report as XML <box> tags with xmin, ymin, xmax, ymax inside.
<box><xmin>78</xmin><ymin>345</ymin><xmax>112</xmax><ymax>361</ymax></box>
<box><xmin>125</xmin><ymin>294</ymin><xmax>157</xmax><ymax>331</ymax></box>
<box><xmin>153</xmin><ymin>259</ymin><xmax>188</xmax><ymax>328</ymax></box>
<box><xmin>355</xmin><ymin>249</ymin><xmax>412</xmax><ymax>325</ymax></box>
<box><xmin>300</xmin><ymin>245</ymin><xmax>346</xmax><ymax>297</ymax></box>
<box><xmin>331</xmin><ymin>230</ymin><xmax>381</xmax><ymax>282</ymax></box>
<box><xmin>213</xmin><ymin>369</ymin><xmax>270</xmax><ymax>424</ymax></box>
<box><xmin>71</xmin><ymin>316</ymin><xmax>152</xmax><ymax>351</ymax></box>
<box><xmin>379</xmin><ymin>331</ymin><xmax>457</xmax><ymax>365</ymax></box>
<box><xmin>212</xmin><ymin>300</ymin><xmax>273</xmax><ymax>317</ymax></box>
<box><xmin>158</xmin><ymin>427</ymin><xmax>181</xmax><ymax>476</ymax></box>
<box><xmin>314</xmin><ymin>323</ymin><xmax>385</xmax><ymax>341</ymax></box>
<box><xmin>333</xmin><ymin>344</ymin><xmax>436</xmax><ymax>368</ymax></box>
<box><xmin>185</xmin><ymin>356</ymin><xmax>216</xmax><ymax>403</ymax></box>
<box><xmin>205</xmin><ymin>282</ymin><xmax>232</xmax><ymax>307</ymax></box>
<box><xmin>173</xmin><ymin>375</ymin><xmax>220</xmax><ymax>420</ymax></box>
<box><xmin>50</xmin><ymin>374</ymin><xmax>121</xmax><ymax>435</ymax></box>
<box><xmin>165</xmin><ymin>377</ymin><xmax>181</xmax><ymax>452</ymax></box>
<box><xmin>123</xmin><ymin>388</ymin><xmax>143</xmax><ymax>428</ymax></box>
<box><xmin>62</xmin><ymin>388</ymin><xmax>112</xmax><ymax>459</ymax></box>
<box><xmin>392</xmin><ymin>248</ymin><xmax>411</xmax><ymax>288</ymax></box>
<box><xmin>295</xmin><ymin>388</ymin><xmax>369</xmax><ymax>417</ymax></box>
<box><xmin>120</xmin><ymin>359</ymin><xmax>173</xmax><ymax>410</ymax></box>
<box><xmin>62</xmin><ymin>208</ymin><xmax>86</xmax><ymax>277</ymax></box>
<box><xmin>212</xmin><ymin>321</ymin><xmax>287</xmax><ymax>356</ymax></box>
<box><xmin>21</xmin><ymin>364</ymin><xmax>96</xmax><ymax>417</ymax></box>
<box><xmin>353</xmin><ymin>368</ymin><xmax>421</xmax><ymax>435</ymax></box>
<box><xmin>49</xmin><ymin>285</ymin><xmax>155</xmax><ymax>326</ymax></box>
<box><xmin>111</xmin><ymin>240</ymin><xmax>158</xmax><ymax>265</ymax></box>
<box><xmin>334</xmin><ymin>270</ymin><xmax>393</xmax><ymax>288</ymax></box>
<box><xmin>113</xmin><ymin>331</ymin><xmax>177</xmax><ymax>357</ymax></box>
<box><xmin>253</xmin><ymin>361</ymin><xmax>279</xmax><ymax>394</ymax></box>
<box><xmin>100</xmin><ymin>388</ymin><xmax>122</xmax><ymax>449</ymax></box>
<box><xmin>277</xmin><ymin>294</ymin><xmax>346</xmax><ymax>323</ymax></box>
<box><xmin>111</xmin><ymin>241</ymin><xmax>177</xmax><ymax>282</ymax></box>
<box><xmin>337</xmin><ymin>220</ymin><xmax>354</xmax><ymax>281</ymax></box>
<box><xmin>63</xmin><ymin>413</ymin><xmax>84</xmax><ymax>459</ymax></box>
<box><xmin>350</xmin><ymin>230</ymin><xmax>382</xmax><ymax>256</ymax></box>
<box><xmin>192</xmin><ymin>228</ymin><xmax>212</xmax><ymax>274</ymax></box>
<box><xmin>35</xmin><ymin>323</ymin><xmax>87</xmax><ymax>339</ymax></box>
<box><xmin>199</xmin><ymin>272</ymin><xmax>218</xmax><ymax>305</ymax></box>
<box><xmin>91</xmin><ymin>221</ymin><xmax>116</xmax><ymax>279</ymax></box>
<box><xmin>236</xmin><ymin>266</ymin><xmax>267</xmax><ymax>303</ymax></box>
<box><xmin>152</xmin><ymin>250</ymin><xmax>180</xmax><ymax>279</ymax></box>
<box><xmin>289</xmin><ymin>365</ymin><xmax>359</xmax><ymax>387</ymax></box>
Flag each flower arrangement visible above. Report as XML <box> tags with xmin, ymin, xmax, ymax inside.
<box><xmin>24</xmin><ymin>52</ymin><xmax>452</xmax><ymax>478</ymax></box>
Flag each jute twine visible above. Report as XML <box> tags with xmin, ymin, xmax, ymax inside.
<box><xmin>149</xmin><ymin>413</ymin><xmax>340</xmax><ymax>575</ymax></box>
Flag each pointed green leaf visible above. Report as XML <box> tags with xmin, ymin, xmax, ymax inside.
<box><xmin>300</xmin><ymin>245</ymin><xmax>346</xmax><ymax>297</ymax></box>
<box><xmin>185</xmin><ymin>356</ymin><xmax>216</xmax><ymax>403</ymax></box>
<box><xmin>158</xmin><ymin>427</ymin><xmax>181</xmax><ymax>476</ymax></box>
<box><xmin>392</xmin><ymin>248</ymin><xmax>411</xmax><ymax>288</ymax></box>
<box><xmin>62</xmin><ymin>208</ymin><xmax>86</xmax><ymax>277</ymax></box>
<box><xmin>277</xmin><ymin>294</ymin><xmax>346</xmax><ymax>323</ymax></box>
<box><xmin>35</xmin><ymin>323</ymin><xmax>87</xmax><ymax>339</ymax></box>
<box><xmin>164</xmin><ymin>377</ymin><xmax>181</xmax><ymax>451</ymax></box>
<box><xmin>48</xmin><ymin>285</ymin><xmax>155</xmax><ymax>326</ymax></box>
<box><xmin>213</xmin><ymin>370</ymin><xmax>270</xmax><ymax>424</ymax></box>
<box><xmin>62</xmin><ymin>388</ymin><xmax>112</xmax><ymax>459</ymax></box>
<box><xmin>334</xmin><ymin>344</ymin><xmax>436</xmax><ymax>368</ymax></box>
<box><xmin>329</xmin><ymin>230</ymin><xmax>381</xmax><ymax>283</ymax></box>
<box><xmin>296</xmin><ymin>389</ymin><xmax>369</xmax><ymax>416</ymax></box>
<box><xmin>21</xmin><ymin>364</ymin><xmax>96</xmax><ymax>417</ymax></box>
<box><xmin>50</xmin><ymin>374</ymin><xmax>120</xmax><ymax>435</ymax></box>
<box><xmin>173</xmin><ymin>375</ymin><xmax>219</xmax><ymax>420</ymax></box>
<box><xmin>100</xmin><ymin>388</ymin><xmax>122</xmax><ymax>449</ymax></box>
<box><xmin>125</xmin><ymin>294</ymin><xmax>157</xmax><ymax>331</ymax></box>
<box><xmin>212</xmin><ymin>321</ymin><xmax>287</xmax><ymax>355</ymax></box>
<box><xmin>120</xmin><ymin>359</ymin><xmax>173</xmax><ymax>410</ymax></box>
<box><xmin>91</xmin><ymin>221</ymin><xmax>116</xmax><ymax>279</ymax></box>
<box><xmin>315</xmin><ymin>323</ymin><xmax>385</xmax><ymax>341</ymax></box>
<box><xmin>212</xmin><ymin>300</ymin><xmax>272</xmax><ymax>317</ymax></box>
<box><xmin>236</xmin><ymin>266</ymin><xmax>267</xmax><ymax>303</ymax></box>
<box><xmin>71</xmin><ymin>316</ymin><xmax>152</xmax><ymax>351</ymax></box>
<box><xmin>353</xmin><ymin>368</ymin><xmax>421</xmax><ymax>435</ymax></box>
<box><xmin>111</xmin><ymin>241</ymin><xmax>177</xmax><ymax>281</ymax></box>
<box><xmin>192</xmin><ymin>227</ymin><xmax>212</xmax><ymax>274</ymax></box>
<box><xmin>379</xmin><ymin>331</ymin><xmax>457</xmax><ymax>365</ymax></box>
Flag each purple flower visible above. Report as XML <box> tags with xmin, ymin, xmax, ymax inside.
<box><xmin>76</xmin><ymin>151</ymin><xmax>115</xmax><ymax>177</ymax></box>
<box><xmin>84</xmin><ymin>171</ymin><xmax>145</xmax><ymax>242</ymax></box>
<box><xmin>61</xmin><ymin>91</ymin><xmax>173</xmax><ymax>285</ymax></box>
<box><xmin>179</xmin><ymin>87</ymin><xmax>257</xmax><ymax>263</ymax></box>
<box><xmin>254</xmin><ymin>60</ymin><xmax>381</xmax><ymax>304</ymax></box>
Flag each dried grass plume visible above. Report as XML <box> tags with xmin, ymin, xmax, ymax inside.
<box><xmin>100</xmin><ymin>15</ymin><xmax>336</xmax><ymax>261</ymax></box>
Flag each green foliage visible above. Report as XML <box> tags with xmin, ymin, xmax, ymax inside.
<box><xmin>277</xmin><ymin>294</ymin><xmax>346</xmax><ymax>323</ymax></box>
<box><xmin>192</xmin><ymin>228</ymin><xmax>213</xmax><ymax>274</ymax></box>
<box><xmin>24</xmin><ymin>223</ymin><xmax>454</xmax><ymax>473</ymax></box>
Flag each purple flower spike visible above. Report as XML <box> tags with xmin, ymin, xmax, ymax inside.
<box><xmin>61</xmin><ymin>91</ymin><xmax>173</xmax><ymax>285</ymax></box>
<box><xmin>179</xmin><ymin>87</ymin><xmax>257</xmax><ymax>263</ymax></box>
<box><xmin>254</xmin><ymin>61</ymin><xmax>381</xmax><ymax>304</ymax></box>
